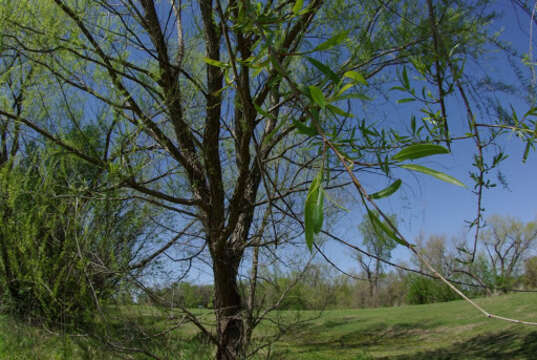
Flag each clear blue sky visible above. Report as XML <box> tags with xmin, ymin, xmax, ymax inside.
<box><xmin>323</xmin><ymin>2</ymin><xmax>537</xmax><ymax>272</ymax></box>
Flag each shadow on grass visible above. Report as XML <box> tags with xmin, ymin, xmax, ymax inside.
<box><xmin>68</xmin><ymin>312</ymin><xmax>214</xmax><ymax>360</ymax></box>
<box><xmin>381</xmin><ymin>330</ymin><xmax>537</xmax><ymax>360</ymax></box>
<box><xmin>292</xmin><ymin>320</ymin><xmax>440</xmax><ymax>351</ymax></box>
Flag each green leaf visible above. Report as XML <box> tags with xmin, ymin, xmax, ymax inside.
<box><xmin>367</xmin><ymin>210</ymin><xmax>408</xmax><ymax>247</ymax></box>
<box><xmin>370</xmin><ymin>179</ymin><xmax>402</xmax><ymax>199</ymax></box>
<box><xmin>305</xmin><ymin>172</ymin><xmax>324</xmax><ymax>251</ymax></box>
<box><xmin>343</xmin><ymin>71</ymin><xmax>367</xmax><ymax>85</ymax></box>
<box><xmin>326</xmin><ymin>104</ymin><xmax>354</xmax><ymax>118</ymax></box>
<box><xmin>309</xmin><ymin>85</ymin><xmax>327</xmax><ymax>108</ymax></box>
<box><xmin>400</xmin><ymin>164</ymin><xmax>465</xmax><ymax>187</ymax></box>
<box><xmin>202</xmin><ymin>57</ymin><xmax>229</xmax><ymax>68</ymax></box>
<box><xmin>253</xmin><ymin>104</ymin><xmax>275</xmax><ymax>120</ymax></box>
<box><xmin>336</xmin><ymin>93</ymin><xmax>372</xmax><ymax>101</ymax></box>
<box><xmin>269</xmin><ymin>54</ymin><xmax>284</xmax><ymax>73</ymax></box>
<box><xmin>392</xmin><ymin>144</ymin><xmax>449</xmax><ymax>161</ymax></box>
<box><xmin>397</xmin><ymin>98</ymin><xmax>416</xmax><ymax>104</ymax></box>
<box><xmin>522</xmin><ymin>141</ymin><xmax>533</xmax><ymax>163</ymax></box>
<box><xmin>314</xmin><ymin>31</ymin><xmax>349</xmax><ymax>52</ymax></box>
<box><xmin>324</xmin><ymin>191</ymin><xmax>350</xmax><ymax>212</ymax></box>
<box><xmin>306</xmin><ymin>56</ymin><xmax>340</xmax><ymax>83</ymax></box>
<box><xmin>294</xmin><ymin>121</ymin><xmax>317</xmax><ymax>136</ymax></box>
<box><xmin>402</xmin><ymin>67</ymin><xmax>409</xmax><ymax>88</ymax></box>
<box><xmin>523</xmin><ymin>106</ymin><xmax>537</xmax><ymax>118</ymax></box>
<box><xmin>292</xmin><ymin>0</ymin><xmax>304</xmax><ymax>15</ymax></box>
<box><xmin>336</xmin><ymin>83</ymin><xmax>354</xmax><ymax>97</ymax></box>
<box><xmin>313</xmin><ymin>190</ymin><xmax>324</xmax><ymax>233</ymax></box>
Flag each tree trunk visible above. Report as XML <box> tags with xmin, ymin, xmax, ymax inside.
<box><xmin>366</xmin><ymin>271</ymin><xmax>374</xmax><ymax>301</ymax></box>
<box><xmin>213</xmin><ymin>251</ymin><xmax>243</xmax><ymax>360</ymax></box>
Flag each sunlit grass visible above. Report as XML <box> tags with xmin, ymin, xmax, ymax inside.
<box><xmin>0</xmin><ymin>293</ymin><xmax>536</xmax><ymax>359</ymax></box>
<box><xmin>274</xmin><ymin>293</ymin><xmax>537</xmax><ymax>359</ymax></box>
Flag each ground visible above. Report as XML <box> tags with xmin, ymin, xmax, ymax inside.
<box><xmin>0</xmin><ymin>293</ymin><xmax>535</xmax><ymax>359</ymax></box>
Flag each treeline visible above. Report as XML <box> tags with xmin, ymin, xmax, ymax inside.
<box><xmin>139</xmin><ymin>252</ymin><xmax>537</xmax><ymax>311</ymax></box>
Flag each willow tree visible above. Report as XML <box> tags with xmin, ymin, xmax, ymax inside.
<box><xmin>1</xmin><ymin>0</ymin><xmax>534</xmax><ymax>358</ymax></box>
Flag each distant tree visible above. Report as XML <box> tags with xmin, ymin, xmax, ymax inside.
<box><xmin>481</xmin><ymin>215</ymin><xmax>537</xmax><ymax>292</ymax></box>
<box><xmin>524</xmin><ymin>256</ymin><xmax>537</xmax><ymax>289</ymax></box>
<box><xmin>414</xmin><ymin>233</ymin><xmax>455</xmax><ymax>276</ymax></box>
<box><xmin>356</xmin><ymin>213</ymin><xmax>397</xmax><ymax>306</ymax></box>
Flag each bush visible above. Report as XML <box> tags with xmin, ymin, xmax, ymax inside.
<box><xmin>406</xmin><ymin>276</ymin><xmax>459</xmax><ymax>305</ymax></box>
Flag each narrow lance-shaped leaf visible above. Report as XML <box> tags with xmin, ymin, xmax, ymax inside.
<box><xmin>313</xmin><ymin>31</ymin><xmax>349</xmax><ymax>52</ymax></box>
<box><xmin>343</xmin><ymin>71</ymin><xmax>367</xmax><ymax>85</ymax></box>
<box><xmin>392</xmin><ymin>144</ymin><xmax>449</xmax><ymax>161</ymax></box>
<box><xmin>309</xmin><ymin>85</ymin><xmax>327</xmax><ymax>108</ymax></box>
<box><xmin>305</xmin><ymin>171</ymin><xmax>324</xmax><ymax>251</ymax></box>
<box><xmin>336</xmin><ymin>93</ymin><xmax>372</xmax><ymax>101</ymax></box>
<box><xmin>292</xmin><ymin>0</ymin><xmax>303</xmax><ymax>14</ymax></box>
<box><xmin>293</xmin><ymin>121</ymin><xmax>318</xmax><ymax>136</ymax></box>
<box><xmin>306</xmin><ymin>56</ymin><xmax>340</xmax><ymax>83</ymax></box>
<box><xmin>369</xmin><ymin>179</ymin><xmax>402</xmax><ymax>200</ymax></box>
<box><xmin>253</xmin><ymin>104</ymin><xmax>275</xmax><ymax>120</ymax></box>
<box><xmin>397</xmin><ymin>98</ymin><xmax>416</xmax><ymax>104</ymax></box>
<box><xmin>522</xmin><ymin>141</ymin><xmax>533</xmax><ymax>163</ymax></box>
<box><xmin>326</xmin><ymin>104</ymin><xmax>354</xmax><ymax>118</ymax></box>
<box><xmin>202</xmin><ymin>57</ymin><xmax>229</xmax><ymax>68</ymax></box>
<box><xmin>313</xmin><ymin>188</ymin><xmax>324</xmax><ymax>234</ymax></box>
<box><xmin>402</xmin><ymin>67</ymin><xmax>410</xmax><ymax>88</ymax></box>
<box><xmin>367</xmin><ymin>210</ymin><xmax>409</xmax><ymax>247</ymax></box>
<box><xmin>336</xmin><ymin>83</ymin><xmax>354</xmax><ymax>97</ymax></box>
<box><xmin>400</xmin><ymin>164</ymin><xmax>465</xmax><ymax>187</ymax></box>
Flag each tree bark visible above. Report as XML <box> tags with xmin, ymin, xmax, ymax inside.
<box><xmin>213</xmin><ymin>250</ymin><xmax>243</xmax><ymax>360</ymax></box>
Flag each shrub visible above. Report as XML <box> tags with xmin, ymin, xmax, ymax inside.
<box><xmin>406</xmin><ymin>275</ymin><xmax>459</xmax><ymax>305</ymax></box>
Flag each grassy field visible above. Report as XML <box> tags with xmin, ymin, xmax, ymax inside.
<box><xmin>274</xmin><ymin>293</ymin><xmax>537</xmax><ymax>359</ymax></box>
<box><xmin>1</xmin><ymin>293</ymin><xmax>536</xmax><ymax>359</ymax></box>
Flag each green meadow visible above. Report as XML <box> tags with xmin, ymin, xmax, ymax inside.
<box><xmin>1</xmin><ymin>293</ymin><xmax>536</xmax><ymax>359</ymax></box>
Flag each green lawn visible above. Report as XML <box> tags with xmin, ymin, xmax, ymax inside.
<box><xmin>274</xmin><ymin>293</ymin><xmax>537</xmax><ymax>359</ymax></box>
<box><xmin>0</xmin><ymin>293</ymin><xmax>536</xmax><ymax>359</ymax></box>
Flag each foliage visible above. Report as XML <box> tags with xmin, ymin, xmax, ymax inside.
<box><xmin>0</xmin><ymin>313</ymin><xmax>213</xmax><ymax>360</ymax></box>
<box><xmin>355</xmin><ymin>213</ymin><xmax>398</xmax><ymax>304</ymax></box>
<box><xmin>405</xmin><ymin>275</ymin><xmax>459</xmax><ymax>305</ymax></box>
<box><xmin>0</xmin><ymin>133</ymin><xmax>150</xmax><ymax>326</ymax></box>
<box><xmin>140</xmin><ymin>282</ymin><xmax>214</xmax><ymax>309</ymax></box>
<box><xmin>480</xmin><ymin>215</ymin><xmax>537</xmax><ymax>292</ymax></box>
<box><xmin>524</xmin><ymin>256</ymin><xmax>537</xmax><ymax>289</ymax></box>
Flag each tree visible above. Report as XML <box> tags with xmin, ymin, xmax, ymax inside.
<box><xmin>356</xmin><ymin>213</ymin><xmax>397</xmax><ymax>305</ymax></box>
<box><xmin>524</xmin><ymin>256</ymin><xmax>537</xmax><ymax>289</ymax></box>
<box><xmin>0</xmin><ymin>0</ymin><xmax>535</xmax><ymax>358</ymax></box>
<box><xmin>481</xmin><ymin>215</ymin><xmax>537</xmax><ymax>292</ymax></box>
<box><xmin>413</xmin><ymin>233</ymin><xmax>456</xmax><ymax>276</ymax></box>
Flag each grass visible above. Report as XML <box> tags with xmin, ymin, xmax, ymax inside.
<box><xmin>0</xmin><ymin>293</ymin><xmax>536</xmax><ymax>359</ymax></box>
<box><xmin>273</xmin><ymin>293</ymin><xmax>537</xmax><ymax>359</ymax></box>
